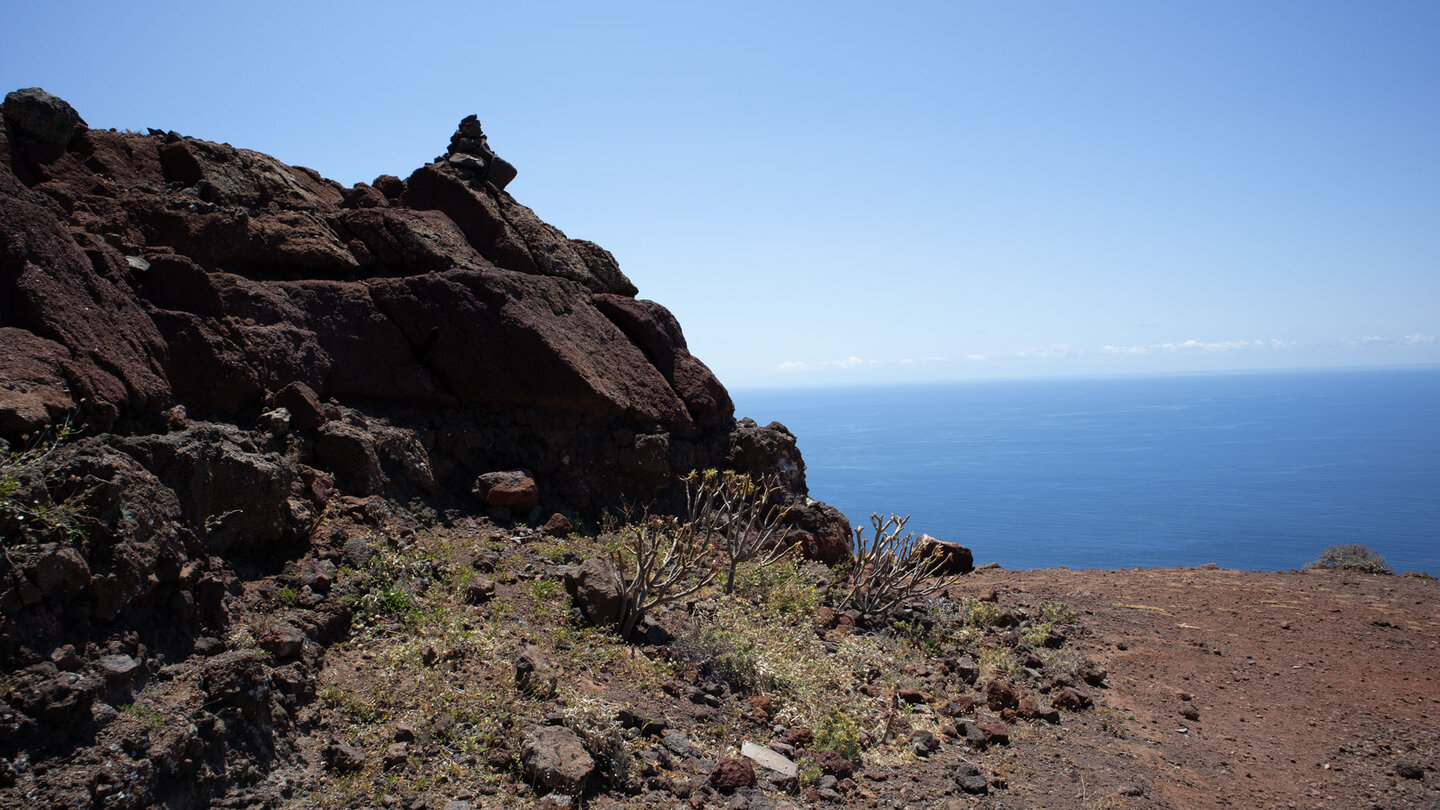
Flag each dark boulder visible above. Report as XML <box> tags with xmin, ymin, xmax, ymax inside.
<box><xmin>788</xmin><ymin>499</ymin><xmax>853</xmax><ymax>565</ymax></box>
<box><xmin>0</xmin><ymin>329</ymin><xmax>74</xmax><ymax>435</ymax></box>
<box><xmin>199</xmin><ymin>650</ymin><xmax>270</xmax><ymax>719</ymax></box>
<box><xmin>918</xmin><ymin>534</ymin><xmax>974</xmax><ymax>575</ymax></box>
<box><xmin>1</xmin><ymin>88</ymin><xmax>842</xmax><ymax>548</ymax></box>
<box><xmin>3</xmin><ymin>88</ymin><xmax>87</xmax><ymax>164</ymax></box>
<box><xmin>520</xmin><ymin>725</ymin><xmax>594</xmax><ymax>793</ymax></box>
<box><xmin>563</xmin><ymin>556</ymin><xmax>626</xmax><ymax>628</ymax></box>
<box><xmin>593</xmin><ymin>294</ymin><xmax>732</xmax><ymax>429</ymax></box>
<box><xmin>542</xmin><ymin>513</ymin><xmax>575</xmax><ymax>537</ymax></box>
<box><xmin>269</xmin><ymin>381</ymin><xmax>326</xmax><ymax>430</ymax></box>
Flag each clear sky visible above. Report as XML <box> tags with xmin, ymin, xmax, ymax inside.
<box><xmin>5</xmin><ymin>1</ymin><xmax>1438</xmax><ymax>388</ymax></box>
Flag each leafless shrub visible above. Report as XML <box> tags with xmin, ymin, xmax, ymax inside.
<box><xmin>605</xmin><ymin>512</ymin><xmax>717</xmax><ymax>638</ymax></box>
<box><xmin>841</xmin><ymin>513</ymin><xmax>959</xmax><ymax>621</ymax></box>
<box><xmin>685</xmin><ymin>469</ymin><xmax>795</xmax><ymax>594</ymax></box>
<box><xmin>603</xmin><ymin>470</ymin><xmax>798</xmax><ymax>637</ymax></box>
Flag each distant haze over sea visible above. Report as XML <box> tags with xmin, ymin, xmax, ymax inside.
<box><xmin>734</xmin><ymin>367</ymin><xmax>1440</xmax><ymax>576</ymax></box>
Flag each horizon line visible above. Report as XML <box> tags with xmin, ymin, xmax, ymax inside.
<box><xmin>726</xmin><ymin>360</ymin><xmax>1440</xmax><ymax>394</ymax></box>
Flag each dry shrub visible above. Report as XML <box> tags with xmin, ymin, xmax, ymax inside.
<box><xmin>604</xmin><ymin>470</ymin><xmax>797</xmax><ymax>636</ymax></box>
<box><xmin>841</xmin><ymin>513</ymin><xmax>959</xmax><ymax>621</ymax></box>
<box><xmin>605</xmin><ymin>513</ymin><xmax>717</xmax><ymax>637</ymax></box>
<box><xmin>561</xmin><ymin>695</ymin><xmax>630</xmax><ymax>783</ymax></box>
<box><xmin>1304</xmin><ymin>544</ymin><xmax>1393</xmax><ymax>575</ymax></box>
<box><xmin>671</xmin><ymin>618</ymin><xmax>769</xmax><ymax>693</ymax></box>
<box><xmin>683</xmin><ymin>469</ymin><xmax>795</xmax><ymax>594</ymax></box>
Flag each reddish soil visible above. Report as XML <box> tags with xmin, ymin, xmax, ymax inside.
<box><xmin>967</xmin><ymin>566</ymin><xmax>1440</xmax><ymax>809</ymax></box>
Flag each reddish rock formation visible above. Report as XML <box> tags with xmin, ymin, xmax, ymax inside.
<box><xmin>1</xmin><ymin>88</ymin><xmax>845</xmax><ymax>534</ymax></box>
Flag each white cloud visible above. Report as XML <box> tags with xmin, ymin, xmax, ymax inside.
<box><xmin>771</xmin><ymin>355</ymin><xmax>948</xmax><ymax>373</ymax></box>
<box><xmin>1015</xmin><ymin>345</ymin><xmax>1075</xmax><ymax>360</ymax></box>
<box><xmin>1158</xmin><ymin>339</ymin><xmax>1255</xmax><ymax>352</ymax></box>
<box><xmin>966</xmin><ymin>354</ymin><xmax>987</xmax><ymax>362</ymax></box>
<box><xmin>1100</xmin><ymin>337</ymin><xmax>1301</xmax><ymax>355</ymax></box>
<box><xmin>771</xmin><ymin>356</ymin><xmax>873</xmax><ymax>373</ymax></box>
<box><xmin>827</xmin><ymin>355</ymin><xmax>867</xmax><ymax>369</ymax></box>
<box><xmin>1341</xmin><ymin>334</ymin><xmax>1437</xmax><ymax>349</ymax></box>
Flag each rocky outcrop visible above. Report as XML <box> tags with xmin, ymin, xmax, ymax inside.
<box><xmin>0</xmin><ymin>88</ymin><xmax>846</xmax><ymax>529</ymax></box>
<box><xmin>0</xmin><ymin>88</ymin><xmax>866</xmax><ymax>810</ymax></box>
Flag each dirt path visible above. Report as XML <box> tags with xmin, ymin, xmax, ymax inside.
<box><xmin>968</xmin><ymin>567</ymin><xmax>1440</xmax><ymax>809</ymax></box>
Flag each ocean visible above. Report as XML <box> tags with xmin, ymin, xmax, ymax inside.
<box><xmin>732</xmin><ymin>367</ymin><xmax>1440</xmax><ymax>575</ymax></box>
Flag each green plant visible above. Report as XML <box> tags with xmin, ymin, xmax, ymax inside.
<box><xmin>528</xmin><ymin>538</ymin><xmax>570</xmax><ymax>563</ymax></box>
<box><xmin>0</xmin><ymin>420</ymin><xmax>84</xmax><ymax>546</ymax></box>
<box><xmin>526</xmin><ymin>579</ymin><xmax>561</xmax><ymax>600</ymax></box>
<box><xmin>1036</xmin><ymin>648</ymin><xmax>1083</xmax><ymax>680</ymax></box>
<box><xmin>734</xmin><ymin>558</ymin><xmax>819</xmax><ymax>617</ymax></box>
<box><xmin>812</xmin><ymin>707</ymin><xmax>862</xmax><ymax>761</ymax></box>
<box><xmin>841</xmin><ymin>514</ymin><xmax>959</xmax><ymax>621</ymax></box>
<box><xmin>959</xmin><ymin>596</ymin><xmax>1002</xmax><ymax>627</ymax></box>
<box><xmin>1305</xmin><ymin>544</ymin><xmax>1393</xmax><ymax>575</ymax></box>
<box><xmin>347</xmin><ymin>543</ymin><xmax>445</xmax><ymax>625</ymax></box>
<box><xmin>372</xmin><ymin>585</ymin><xmax>412</xmax><ymax>615</ymax></box>
<box><xmin>1039</xmin><ymin>600</ymin><xmax>1079</xmax><ymax>624</ymax></box>
<box><xmin>672</xmin><ymin>619</ymin><xmax>769</xmax><ymax>692</ymax></box>
<box><xmin>119</xmin><ymin>703</ymin><xmax>167</xmax><ymax>729</ymax></box>
<box><xmin>978</xmin><ymin>646</ymin><xmax>1021</xmax><ymax>679</ymax></box>
<box><xmin>891</xmin><ymin>616</ymin><xmax>949</xmax><ymax>657</ymax></box>
<box><xmin>1020</xmin><ymin>622</ymin><xmax>1053</xmax><ymax>647</ymax></box>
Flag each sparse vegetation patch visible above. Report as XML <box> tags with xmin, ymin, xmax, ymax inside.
<box><xmin>1305</xmin><ymin>544</ymin><xmax>1393</xmax><ymax>575</ymax></box>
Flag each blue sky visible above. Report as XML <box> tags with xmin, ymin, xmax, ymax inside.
<box><xmin>5</xmin><ymin>1</ymin><xmax>1438</xmax><ymax>388</ymax></box>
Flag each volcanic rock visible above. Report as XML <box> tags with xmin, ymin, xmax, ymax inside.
<box><xmin>521</xmin><ymin>725</ymin><xmax>595</xmax><ymax>794</ymax></box>
<box><xmin>269</xmin><ymin>381</ymin><xmax>326</xmax><ymax>430</ymax></box>
<box><xmin>0</xmin><ymin>89</ymin><xmax>845</xmax><ymax>531</ymax></box>
<box><xmin>3</xmin><ymin>88</ymin><xmax>87</xmax><ymax>164</ymax></box>
<box><xmin>918</xmin><ymin>535</ymin><xmax>975</xmax><ymax>575</ymax></box>
<box><xmin>812</xmin><ymin>750</ymin><xmax>855</xmax><ymax>779</ymax></box>
<box><xmin>984</xmin><ymin>679</ymin><xmax>1020</xmax><ymax>711</ymax></box>
<box><xmin>323</xmin><ymin>741</ymin><xmax>367</xmax><ymax>773</ymax></box>
<box><xmin>542</xmin><ymin>512</ymin><xmax>575</xmax><ymax>537</ymax></box>
<box><xmin>473</xmin><ymin>470</ymin><xmax>539</xmax><ymax>512</ymax></box>
<box><xmin>708</xmin><ymin>757</ymin><xmax>757</xmax><ymax>792</ymax></box>
<box><xmin>258</xmin><ymin>623</ymin><xmax>306</xmax><ymax>660</ymax></box>
<box><xmin>564</xmin><ymin>556</ymin><xmax>626</xmax><ymax>628</ymax></box>
<box><xmin>0</xmin><ymin>92</ymin><xmax>862</xmax><ymax>809</ymax></box>
<box><xmin>516</xmin><ymin>645</ymin><xmax>556</xmax><ymax>698</ymax></box>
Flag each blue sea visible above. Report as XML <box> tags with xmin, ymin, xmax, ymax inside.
<box><xmin>732</xmin><ymin>367</ymin><xmax>1440</xmax><ymax>575</ymax></box>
